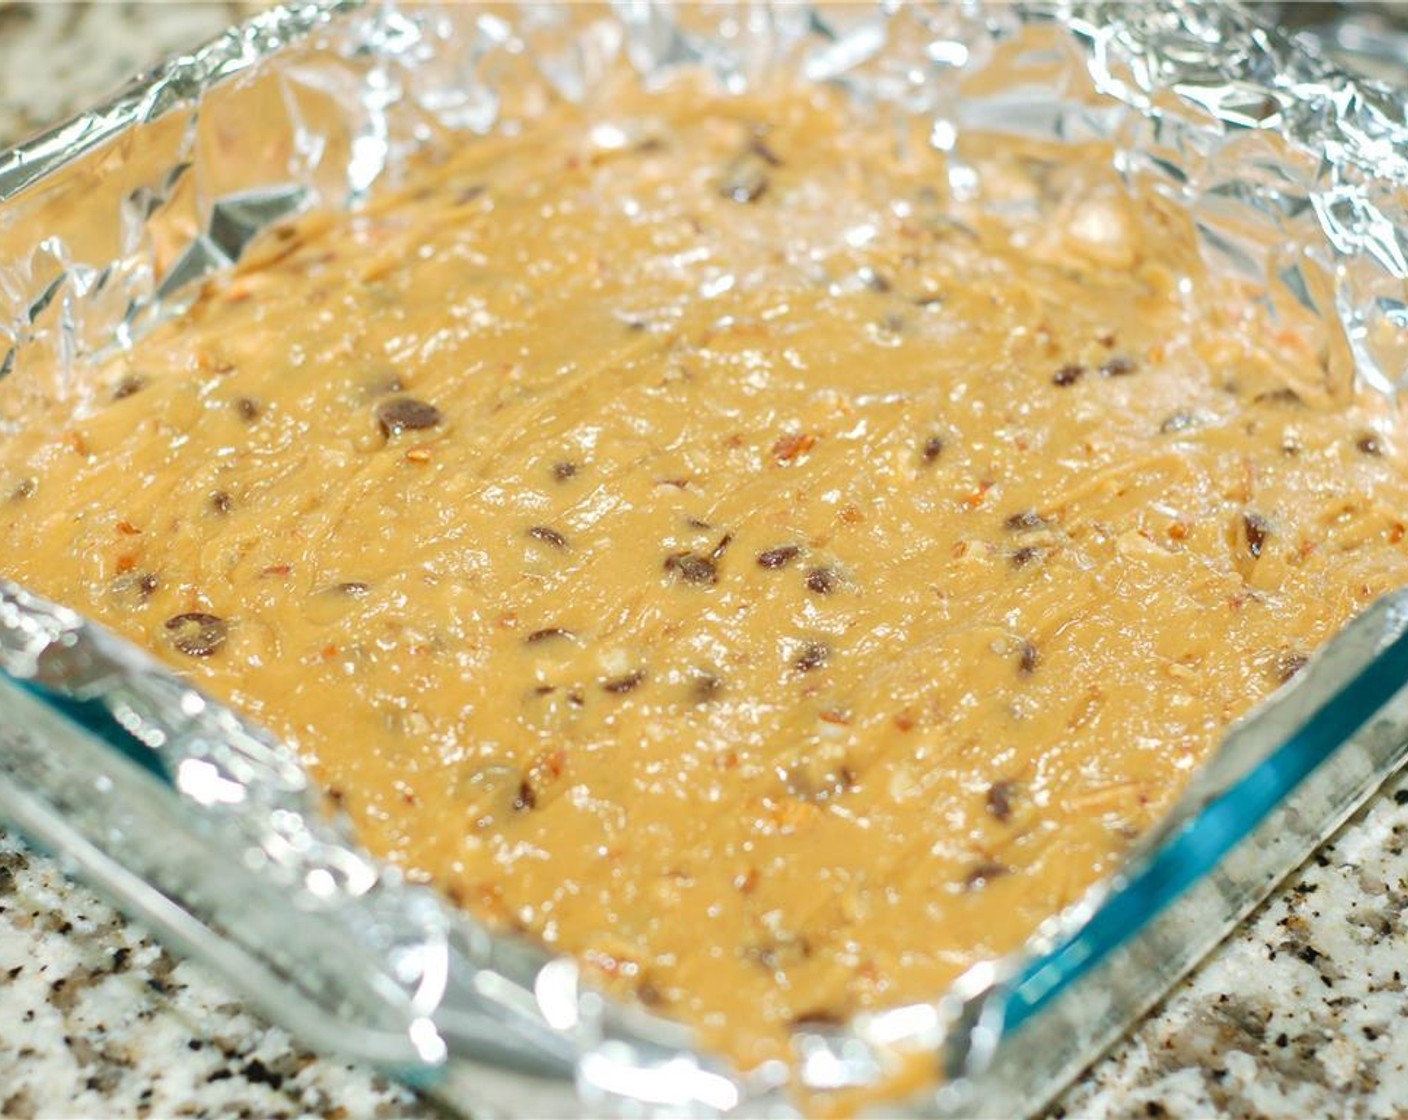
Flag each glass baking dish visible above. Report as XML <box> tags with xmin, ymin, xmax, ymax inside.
<box><xmin>0</xmin><ymin>2</ymin><xmax>1406</xmax><ymax>1116</ymax></box>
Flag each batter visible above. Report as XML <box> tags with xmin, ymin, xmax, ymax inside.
<box><xmin>2</xmin><ymin>78</ymin><xmax>1406</xmax><ymax>1087</ymax></box>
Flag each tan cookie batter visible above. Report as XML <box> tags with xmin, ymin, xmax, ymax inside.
<box><xmin>3</xmin><ymin>76</ymin><xmax>1407</xmax><ymax>1088</ymax></box>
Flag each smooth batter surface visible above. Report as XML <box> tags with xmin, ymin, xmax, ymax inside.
<box><xmin>3</xmin><ymin>78</ymin><xmax>1408</xmax><ymax>1084</ymax></box>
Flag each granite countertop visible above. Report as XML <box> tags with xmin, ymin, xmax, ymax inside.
<box><xmin>1</xmin><ymin>5</ymin><xmax>1406</xmax><ymax>1118</ymax></box>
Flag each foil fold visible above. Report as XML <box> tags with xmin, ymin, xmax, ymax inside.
<box><xmin>0</xmin><ymin>2</ymin><xmax>1406</xmax><ymax>1116</ymax></box>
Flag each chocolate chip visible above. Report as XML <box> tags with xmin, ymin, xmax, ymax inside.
<box><xmin>794</xmin><ymin>642</ymin><xmax>830</xmax><ymax>672</ymax></box>
<box><xmin>457</xmin><ymin>764</ymin><xmax>524</xmax><ymax>824</ymax></box>
<box><xmin>1276</xmin><ymin>651</ymin><xmax>1309</xmax><ymax>683</ymax></box>
<box><xmin>790</xmin><ymin>1009</ymin><xmax>845</xmax><ymax>1029</ymax></box>
<box><xmin>1243</xmin><ymin>512</ymin><xmax>1271</xmax><ymax>558</ymax></box>
<box><xmin>164</xmin><ymin>613</ymin><xmax>228</xmax><ymax>657</ymax></box>
<box><xmin>922</xmin><ymin>435</ymin><xmax>945</xmax><ymax>464</ymax></box>
<box><xmin>715</xmin><ymin>133</ymin><xmax>782</xmax><ymax>205</ymax></box>
<box><xmin>375</xmin><ymin>397</ymin><xmax>442</xmax><ymax>436</ymax></box>
<box><xmin>784</xmin><ymin>758</ymin><xmax>855</xmax><ymax>802</ymax></box>
<box><xmin>10</xmin><ymin>478</ymin><xmax>35</xmax><ymax>501</ymax></box>
<box><xmin>1253</xmin><ymin>387</ymin><xmax>1304</xmax><ymax>407</ymax></box>
<box><xmin>722</xmin><ymin>166</ymin><xmax>768</xmax><ymax>203</ymax></box>
<box><xmin>112</xmin><ymin>375</ymin><xmax>146</xmax><ymax>400</ymax></box>
<box><xmin>1356</xmin><ymin>433</ymin><xmax>1383</xmax><ymax>456</ymax></box>
<box><xmin>859</xmin><ymin>268</ymin><xmax>891</xmax><ymax>293</ymax></box>
<box><xmin>527</xmin><ymin>525</ymin><xmax>569</xmax><ymax>550</ymax></box>
<box><xmin>333</xmin><ymin>581</ymin><xmax>370</xmax><ymax>596</ymax></box>
<box><xmin>691</xmin><ymin>672</ymin><xmax>723</xmax><ymax>703</ymax></box>
<box><xmin>986</xmin><ymin>781</ymin><xmax>1016</xmax><ymax>822</ymax></box>
<box><xmin>235</xmin><ymin>397</ymin><xmax>262</xmax><ymax>421</ymax></box>
<box><xmin>512</xmin><ymin>780</ymin><xmax>537</xmax><ymax>812</ymax></box>
<box><xmin>1052</xmin><ymin>364</ymin><xmax>1085</xmax><ymax>387</ymax></box>
<box><xmin>1004</xmin><ymin>510</ymin><xmax>1048</xmax><ymax>532</ymax></box>
<box><xmin>1159</xmin><ymin>411</ymin><xmax>1200</xmax><ymax>434</ymax></box>
<box><xmin>1011</xmin><ymin>545</ymin><xmax>1042</xmax><ymax>569</ymax></box>
<box><xmin>602</xmin><ymin>669</ymin><xmax>646</xmax><ymax>694</ymax></box>
<box><xmin>665</xmin><ymin>552</ymin><xmax>717</xmax><ymax>585</ymax></box>
<box><xmin>551</xmin><ymin>460</ymin><xmax>579</xmax><ymax>481</ymax></box>
<box><xmin>525</xmin><ymin>627</ymin><xmax>573</xmax><ymax>644</ymax></box>
<box><xmin>138</xmin><ymin>574</ymin><xmax>159</xmax><ymax>597</ymax></box>
<box><xmin>805</xmin><ymin>567</ymin><xmax>839</xmax><ymax>595</ymax></box>
<box><xmin>757</xmin><ymin>545</ymin><xmax>801</xmax><ymax>569</ymax></box>
<box><xmin>720</xmin><ymin>142</ymin><xmax>772</xmax><ymax>204</ymax></box>
<box><xmin>747</xmin><ymin>935</ymin><xmax>814</xmax><ymax>971</ymax></box>
<box><xmin>963</xmin><ymin>861</ymin><xmax>1008</xmax><ymax>890</ymax></box>
<box><xmin>210</xmin><ymin>491</ymin><xmax>232</xmax><ymax>515</ymax></box>
<box><xmin>1101</xmin><ymin>356</ymin><xmax>1138</xmax><ymax>377</ymax></box>
<box><xmin>710</xmin><ymin>533</ymin><xmax>734</xmax><ymax>562</ymax></box>
<box><xmin>1018</xmin><ymin>641</ymin><xmax>1038</xmax><ymax>674</ymax></box>
<box><xmin>747</xmin><ymin>134</ymin><xmax>783</xmax><ymax>167</ymax></box>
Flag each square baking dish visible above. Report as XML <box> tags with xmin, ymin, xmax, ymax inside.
<box><xmin>0</xmin><ymin>2</ymin><xmax>1406</xmax><ymax>1116</ymax></box>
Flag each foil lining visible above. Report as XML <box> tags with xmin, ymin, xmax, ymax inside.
<box><xmin>0</xmin><ymin>2</ymin><xmax>1406</xmax><ymax>1116</ymax></box>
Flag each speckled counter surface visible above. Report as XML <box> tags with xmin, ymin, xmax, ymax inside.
<box><xmin>0</xmin><ymin>5</ymin><xmax>1406</xmax><ymax>1119</ymax></box>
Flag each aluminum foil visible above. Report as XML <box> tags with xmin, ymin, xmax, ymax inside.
<box><xmin>0</xmin><ymin>2</ymin><xmax>1407</xmax><ymax>1117</ymax></box>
